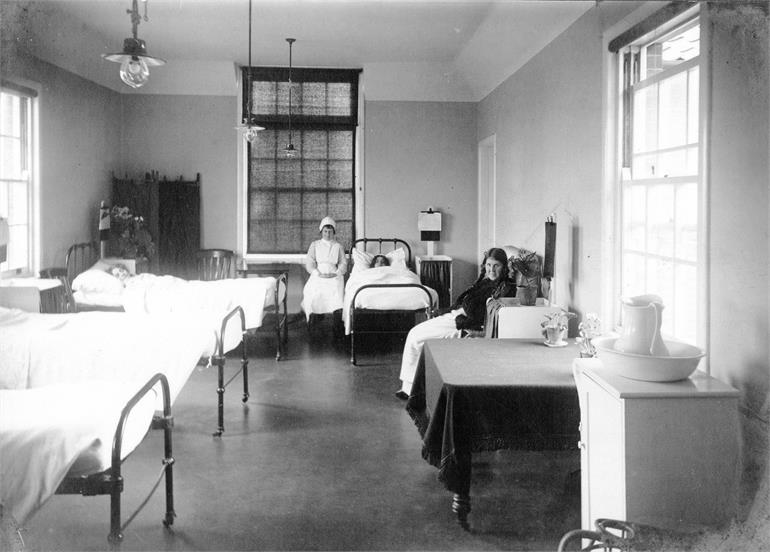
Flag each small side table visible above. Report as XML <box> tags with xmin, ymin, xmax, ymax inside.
<box><xmin>0</xmin><ymin>278</ymin><xmax>68</xmax><ymax>313</ymax></box>
<box><xmin>416</xmin><ymin>255</ymin><xmax>452</xmax><ymax>309</ymax></box>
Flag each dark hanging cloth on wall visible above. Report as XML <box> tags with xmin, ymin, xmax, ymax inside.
<box><xmin>112</xmin><ymin>171</ymin><xmax>201</xmax><ymax>278</ymax></box>
<box><xmin>158</xmin><ymin>175</ymin><xmax>201</xmax><ymax>279</ymax></box>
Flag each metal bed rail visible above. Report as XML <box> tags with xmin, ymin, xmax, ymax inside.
<box><xmin>55</xmin><ymin>372</ymin><xmax>175</xmax><ymax>544</ymax></box>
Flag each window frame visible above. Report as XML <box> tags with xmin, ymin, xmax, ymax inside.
<box><xmin>602</xmin><ymin>3</ymin><xmax>708</xmax><ymax>358</ymax></box>
<box><xmin>236</xmin><ymin>67</ymin><xmax>363</xmax><ymax>262</ymax></box>
<box><xmin>0</xmin><ymin>81</ymin><xmax>38</xmax><ymax>278</ymax></box>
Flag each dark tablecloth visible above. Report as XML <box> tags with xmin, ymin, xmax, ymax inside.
<box><xmin>406</xmin><ymin>338</ymin><xmax>580</xmax><ymax>495</ymax></box>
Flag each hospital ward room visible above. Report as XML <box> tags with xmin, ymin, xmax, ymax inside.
<box><xmin>1</xmin><ymin>0</ymin><xmax>769</xmax><ymax>551</ymax></box>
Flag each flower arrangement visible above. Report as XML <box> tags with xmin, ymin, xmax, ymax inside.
<box><xmin>110</xmin><ymin>205</ymin><xmax>155</xmax><ymax>259</ymax></box>
<box><xmin>576</xmin><ymin>312</ymin><xmax>602</xmax><ymax>357</ymax></box>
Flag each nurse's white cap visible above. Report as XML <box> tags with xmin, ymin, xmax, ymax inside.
<box><xmin>319</xmin><ymin>216</ymin><xmax>336</xmax><ymax>232</ymax></box>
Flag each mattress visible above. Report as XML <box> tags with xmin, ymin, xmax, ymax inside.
<box><xmin>0</xmin><ymin>382</ymin><xmax>158</xmax><ymax>524</ymax></box>
<box><xmin>73</xmin><ymin>274</ymin><xmax>284</xmax><ymax>355</ymax></box>
<box><xmin>0</xmin><ymin>307</ymin><xmax>210</xmax><ymax>406</ymax></box>
<box><xmin>343</xmin><ymin>266</ymin><xmax>438</xmax><ymax>334</ymax></box>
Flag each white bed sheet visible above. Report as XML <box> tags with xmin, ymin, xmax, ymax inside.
<box><xmin>0</xmin><ymin>382</ymin><xmax>158</xmax><ymax>524</ymax></box>
<box><xmin>0</xmin><ymin>308</ymin><xmax>210</xmax><ymax>405</ymax></box>
<box><xmin>73</xmin><ymin>274</ymin><xmax>283</xmax><ymax>355</ymax></box>
<box><xmin>342</xmin><ymin>266</ymin><xmax>438</xmax><ymax>334</ymax></box>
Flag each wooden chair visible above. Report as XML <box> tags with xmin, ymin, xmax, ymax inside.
<box><xmin>196</xmin><ymin>249</ymin><xmax>234</xmax><ymax>281</ymax></box>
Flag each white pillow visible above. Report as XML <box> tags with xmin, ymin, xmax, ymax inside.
<box><xmin>386</xmin><ymin>247</ymin><xmax>408</xmax><ymax>270</ymax></box>
<box><xmin>72</xmin><ymin>268</ymin><xmax>124</xmax><ymax>295</ymax></box>
<box><xmin>351</xmin><ymin>249</ymin><xmax>374</xmax><ymax>274</ymax></box>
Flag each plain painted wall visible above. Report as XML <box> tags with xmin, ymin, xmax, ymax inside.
<box><xmin>120</xmin><ymin>94</ymin><xmax>238</xmax><ymax>250</ymax></box>
<box><xmin>364</xmin><ymin>101</ymin><xmax>479</xmax><ymax>295</ymax></box>
<box><xmin>476</xmin><ymin>4</ymin><xmax>613</xmax><ymax>321</ymax></box>
<box><xmin>0</xmin><ymin>47</ymin><xmax>121</xmax><ymax>270</ymax></box>
<box><xmin>707</xmin><ymin>3</ymin><xmax>769</xmax><ymax>417</ymax></box>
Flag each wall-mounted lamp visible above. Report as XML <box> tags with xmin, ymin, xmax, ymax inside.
<box><xmin>418</xmin><ymin>208</ymin><xmax>442</xmax><ymax>257</ymax></box>
<box><xmin>102</xmin><ymin>0</ymin><xmax>165</xmax><ymax>89</ymax></box>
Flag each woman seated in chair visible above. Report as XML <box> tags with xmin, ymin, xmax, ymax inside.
<box><xmin>396</xmin><ymin>247</ymin><xmax>514</xmax><ymax>399</ymax></box>
<box><xmin>301</xmin><ymin>216</ymin><xmax>348</xmax><ymax>331</ymax></box>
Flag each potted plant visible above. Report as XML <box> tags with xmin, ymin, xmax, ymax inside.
<box><xmin>509</xmin><ymin>249</ymin><xmax>541</xmax><ymax>306</ymax></box>
<box><xmin>541</xmin><ymin>309</ymin><xmax>576</xmax><ymax>345</ymax></box>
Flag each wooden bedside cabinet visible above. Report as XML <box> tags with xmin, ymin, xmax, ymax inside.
<box><xmin>415</xmin><ymin>255</ymin><xmax>452</xmax><ymax>309</ymax></box>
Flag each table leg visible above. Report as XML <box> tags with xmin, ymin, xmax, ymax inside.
<box><xmin>452</xmin><ymin>494</ymin><xmax>471</xmax><ymax>530</ymax></box>
<box><xmin>451</xmin><ymin>451</ymin><xmax>472</xmax><ymax>530</ymax></box>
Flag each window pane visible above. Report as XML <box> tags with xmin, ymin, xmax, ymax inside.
<box><xmin>301</xmin><ymin>82</ymin><xmax>326</xmax><ymax>116</ymax></box>
<box><xmin>277</xmin><ymin>191</ymin><xmax>301</xmax><ymax>220</ymax></box>
<box><xmin>633</xmin><ymin>85</ymin><xmax>658</xmax><ymax>154</ymax></box>
<box><xmin>327</xmin><ymin>83</ymin><xmax>353</xmax><ymax>117</ymax></box>
<box><xmin>688</xmin><ymin>67</ymin><xmax>699</xmax><ymax>143</ymax></box>
<box><xmin>253</xmin><ymin>81</ymin><xmax>276</xmax><ymax>115</ymax></box>
<box><xmin>8</xmin><ymin>180</ymin><xmax>28</xmax><ymax>225</ymax></box>
<box><xmin>0</xmin><ymin>93</ymin><xmax>20</xmax><ymax>136</ymax></box>
<box><xmin>647</xmin><ymin>185</ymin><xmax>674</xmax><ymax>258</ymax></box>
<box><xmin>646</xmin><ymin>256</ymin><xmax>674</xmax><ymax>327</ymax></box>
<box><xmin>7</xmin><ymin>224</ymin><xmax>28</xmax><ymax>270</ymax></box>
<box><xmin>675</xmin><ymin>182</ymin><xmax>698</xmax><ymax>262</ymax></box>
<box><xmin>658</xmin><ymin>71</ymin><xmax>688</xmax><ymax>149</ymax></box>
<box><xmin>621</xmin><ymin>252</ymin><xmax>646</xmax><ymax>299</ymax></box>
<box><xmin>623</xmin><ymin>186</ymin><xmax>647</xmax><ymax>253</ymax></box>
<box><xmin>0</xmin><ymin>137</ymin><xmax>21</xmax><ymax>179</ymax></box>
<box><xmin>674</xmin><ymin>263</ymin><xmax>697</xmax><ymax>343</ymax></box>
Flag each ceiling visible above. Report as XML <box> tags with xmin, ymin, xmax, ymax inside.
<box><xmin>5</xmin><ymin>0</ymin><xmax>596</xmax><ymax>100</ymax></box>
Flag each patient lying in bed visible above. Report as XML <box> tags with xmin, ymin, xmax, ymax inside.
<box><xmin>71</xmin><ymin>260</ymin><xmax>280</xmax><ymax>332</ymax></box>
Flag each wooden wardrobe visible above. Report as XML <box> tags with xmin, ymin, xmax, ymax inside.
<box><xmin>112</xmin><ymin>171</ymin><xmax>201</xmax><ymax>278</ymax></box>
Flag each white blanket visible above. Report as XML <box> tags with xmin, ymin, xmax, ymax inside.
<box><xmin>0</xmin><ymin>382</ymin><xmax>158</xmax><ymax>524</ymax></box>
<box><xmin>73</xmin><ymin>273</ymin><xmax>282</xmax><ymax>354</ymax></box>
<box><xmin>0</xmin><ymin>308</ymin><xmax>210</xmax><ymax>405</ymax></box>
<box><xmin>342</xmin><ymin>266</ymin><xmax>438</xmax><ymax>334</ymax></box>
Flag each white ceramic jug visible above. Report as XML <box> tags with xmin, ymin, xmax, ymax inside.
<box><xmin>614</xmin><ymin>294</ymin><xmax>669</xmax><ymax>356</ymax></box>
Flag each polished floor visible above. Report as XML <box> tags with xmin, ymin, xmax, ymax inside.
<box><xmin>22</xmin><ymin>316</ymin><xmax>585</xmax><ymax>551</ymax></box>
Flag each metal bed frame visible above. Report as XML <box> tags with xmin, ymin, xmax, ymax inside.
<box><xmin>55</xmin><ymin>372</ymin><xmax>175</xmax><ymax>544</ymax></box>
<box><xmin>62</xmin><ymin>241</ymin><xmax>289</xmax><ymax>360</ymax></box>
<box><xmin>348</xmin><ymin>238</ymin><xmax>435</xmax><ymax>365</ymax></box>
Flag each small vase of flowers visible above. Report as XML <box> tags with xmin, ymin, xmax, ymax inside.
<box><xmin>110</xmin><ymin>206</ymin><xmax>155</xmax><ymax>260</ymax></box>
<box><xmin>541</xmin><ymin>309</ymin><xmax>576</xmax><ymax>346</ymax></box>
<box><xmin>576</xmin><ymin>312</ymin><xmax>602</xmax><ymax>357</ymax></box>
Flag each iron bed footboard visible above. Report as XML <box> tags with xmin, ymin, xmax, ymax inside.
<box><xmin>349</xmin><ymin>283</ymin><xmax>435</xmax><ymax>365</ymax></box>
<box><xmin>55</xmin><ymin>372</ymin><xmax>175</xmax><ymax>544</ymax></box>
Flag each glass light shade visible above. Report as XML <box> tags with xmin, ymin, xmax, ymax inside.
<box><xmin>285</xmin><ymin>142</ymin><xmax>297</xmax><ymax>158</ymax></box>
<box><xmin>103</xmin><ymin>38</ymin><xmax>165</xmax><ymax>89</ymax></box>
<box><xmin>243</xmin><ymin>125</ymin><xmax>263</xmax><ymax>143</ymax></box>
<box><xmin>120</xmin><ymin>57</ymin><xmax>149</xmax><ymax>88</ymax></box>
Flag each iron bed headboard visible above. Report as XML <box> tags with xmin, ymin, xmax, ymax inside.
<box><xmin>350</xmin><ymin>238</ymin><xmax>413</xmax><ymax>269</ymax></box>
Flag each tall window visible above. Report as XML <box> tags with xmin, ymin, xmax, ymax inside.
<box><xmin>0</xmin><ymin>85</ymin><xmax>35</xmax><ymax>275</ymax></box>
<box><xmin>618</xmin><ymin>16</ymin><xmax>700</xmax><ymax>344</ymax></box>
<box><xmin>245</xmin><ymin>67</ymin><xmax>359</xmax><ymax>254</ymax></box>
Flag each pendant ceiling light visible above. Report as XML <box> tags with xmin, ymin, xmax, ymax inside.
<box><xmin>237</xmin><ymin>0</ymin><xmax>264</xmax><ymax>143</ymax></box>
<box><xmin>284</xmin><ymin>38</ymin><xmax>297</xmax><ymax>158</ymax></box>
<box><xmin>102</xmin><ymin>0</ymin><xmax>165</xmax><ymax>89</ymax></box>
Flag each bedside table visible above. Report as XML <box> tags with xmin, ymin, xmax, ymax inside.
<box><xmin>416</xmin><ymin>255</ymin><xmax>452</xmax><ymax>309</ymax></box>
<box><xmin>0</xmin><ymin>278</ymin><xmax>69</xmax><ymax>313</ymax></box>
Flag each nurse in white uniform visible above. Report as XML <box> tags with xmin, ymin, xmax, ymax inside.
<box><xmin>301</xmin><ymin>216</ymin><xmax>348</xmax><ymax>323</ymax></box>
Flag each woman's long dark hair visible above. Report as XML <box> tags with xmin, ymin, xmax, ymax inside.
<box><xmin>476</xmin><ymin>247</ymin><xmax>509</xmax><ymax>283</ymax></box>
